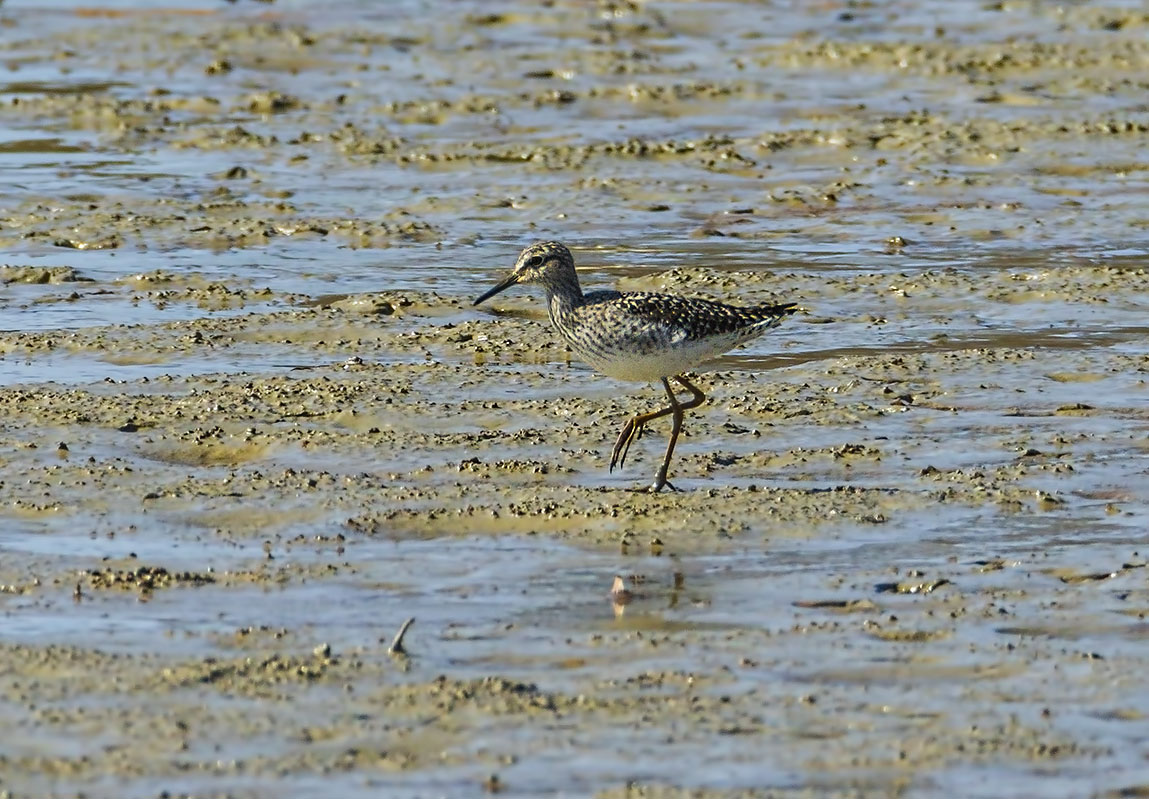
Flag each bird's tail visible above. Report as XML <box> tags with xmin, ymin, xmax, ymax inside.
<box><xmin>758</xmin><ymin>302</ymin><xmax>799</xmax><ymax>318</ymax></box>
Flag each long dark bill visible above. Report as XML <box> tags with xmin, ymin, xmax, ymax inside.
<box><xmin>473</xmin><ymin>272</ymin><xmax>520</xmax><ymax>306</ymax></box>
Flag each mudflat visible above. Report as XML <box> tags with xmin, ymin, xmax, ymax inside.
<box><xmin>0</xmin><ymin>2</ymin><xmax>1146</xmax><ymax>797</ymax></box>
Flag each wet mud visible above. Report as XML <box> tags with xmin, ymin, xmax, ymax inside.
<box><xmin>0</xmin><ymin>2</ymin><xmax>1147</xmax><ymax>798</ymax></box>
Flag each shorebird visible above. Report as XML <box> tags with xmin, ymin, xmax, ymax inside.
<box><xmin>474</xmin><ymin>241</ymin><xmax>797</xmax><ymax>492</ymax></box>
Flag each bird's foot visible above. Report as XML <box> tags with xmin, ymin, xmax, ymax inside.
<box><xmin>644</xmin><ymin>479</ymin><xmax>679</xmax><ymax>494</ymax></box>
<box><xmin>609</xmin><ymin>417</ymin><xmax>645</xmax><ymax>472</ymax></box>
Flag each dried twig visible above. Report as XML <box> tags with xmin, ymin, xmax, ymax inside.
<box><xmin>388</xmin><ymin>617</ymin><xmax>415</xmax><ymax>656</ymax></box>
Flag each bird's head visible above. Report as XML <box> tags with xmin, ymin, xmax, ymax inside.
<box><xmin>474</xmin><ymin>241</ymin><xmax>574</xmax><ymax>305</ymax></box>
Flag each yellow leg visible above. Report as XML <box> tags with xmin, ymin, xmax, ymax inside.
<box><xmin>610</xmin><ymin>394</ymin><xmax>676</xmax><ymax>472</ymax></box>
<box><xmin>609</xmin><ymin>375</ymin><xmax>706</xmax><ymax>492</ymax></box>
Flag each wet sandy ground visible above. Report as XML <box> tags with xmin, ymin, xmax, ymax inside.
<box><xmin>1</xmin><ymin>2</ymin><xmax>1148</xmax><ymax>798</ymax></box>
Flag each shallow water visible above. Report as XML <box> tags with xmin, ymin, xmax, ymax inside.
<box><xmin>1</xmin><ymin>1</ymin><xmax>1148</xmax><ymax>798</ymax></box>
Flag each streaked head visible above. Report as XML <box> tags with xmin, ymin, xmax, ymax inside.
<box><xmin>473</xmin><ymin>241</ymin><xmax>575</xmax><ymax>305</ymax></box>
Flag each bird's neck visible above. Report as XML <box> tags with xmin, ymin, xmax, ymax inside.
<box><xmin>543</xmin><ymin>273</ymin><xmax>584</xmax><ymax>321</ymax></box>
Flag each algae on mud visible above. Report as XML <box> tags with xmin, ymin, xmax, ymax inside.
<box><xmin>0</xmin><ymin>1</ymin><xmax>1148</xmax><ymax>798</ymax></box>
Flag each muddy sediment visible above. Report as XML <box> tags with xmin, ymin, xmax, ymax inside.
<box><xmin>0</xmin><ymin>2</ymin><xmax>1147</xmax><ymax>798</ymax></box>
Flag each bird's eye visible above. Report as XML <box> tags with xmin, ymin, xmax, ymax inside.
<box><xmin>527</xmin><ymin>256</ymin><xmax>543</xmax><ymax>268</ymax></box>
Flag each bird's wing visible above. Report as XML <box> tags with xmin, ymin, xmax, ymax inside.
<box><xmin>603</xmin><ymin>292</ymin><xmax>796</xmax><ymax>342</ymax></box>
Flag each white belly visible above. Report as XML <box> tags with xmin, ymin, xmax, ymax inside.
<box><xmin>575</xmin><ymin>334</ymin><xmax>744</xmax><ymax>382</ymax></box>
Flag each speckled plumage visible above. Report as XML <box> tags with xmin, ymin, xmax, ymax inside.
<box><xmin>549</xmin><ymin>288</ymin><xmax>794</xmax><ymax>383</ymax></box>
<box><xmin>474</xmin><ymin>241</ymin><xmax>798</xmax><ymax>491</ymax></box>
